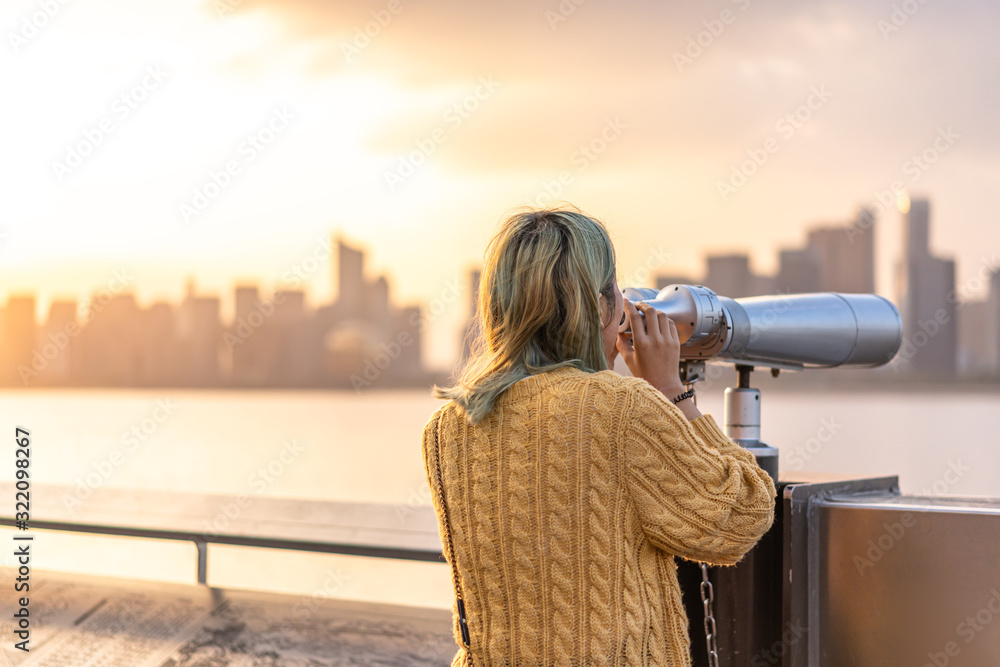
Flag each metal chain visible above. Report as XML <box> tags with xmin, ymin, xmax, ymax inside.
<box><xmin>700</xmin><ymin>560</ymin><xmax>720</xmax><ymax>667</ymax></box>
<box><xmin>685</xmin><ymin>382</ymin><xmax>719</xmax><ymax>667</ymax></box>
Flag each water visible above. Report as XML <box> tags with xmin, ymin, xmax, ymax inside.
<box><xmin>1</xmin><ymin>387</ymin><xmax>998</xmax><ymax>610</ymax></box>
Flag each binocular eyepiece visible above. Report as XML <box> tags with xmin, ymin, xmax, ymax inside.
<box><xmin>619</xmin><ymin>284</ymin><xmax>902</xmax><ymax>369</ymax></box>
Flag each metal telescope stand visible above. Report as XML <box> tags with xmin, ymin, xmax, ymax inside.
<box><xmin>672</xmin><ymin>361</ymin><xmax>1000</xmax><ymax>667</ymax></box>
<box><xmin>676</xmin><ymin>362</ymin><xmax>782</xmax><ymax>667</ymax></box>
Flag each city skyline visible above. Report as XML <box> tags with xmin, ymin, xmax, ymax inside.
<box><xmin>3</xmin><ymin>0</ymin><xmax>1000</xmax><ymax>377</ymax></box>
<box><xmin>4</xmin><ymin>196</ymin><xmax>998</xmax><ymax>383</ymax></box>
<box><xmin>1</xmin><ymin>238</ymin><xmax>430</xmax><ymax>389</ymax></box>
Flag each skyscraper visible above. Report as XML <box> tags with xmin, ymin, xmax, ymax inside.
<box><xmin>775</xmin><ymin>248</ymin><xmax>821</xmax><ymax>294</ymax></box>
<box><xmin>135</xmin><ymin>302</ymin><xmax>179</xmax><ymax>385</ymax></box>
<box><xmin>904</xmin><ymin>199</ymin><xmax>930</xmax><ymax>263</ymax></box>
<box><xmin>231</xmin><ymin>285</ymin><xmax>275</xmax><ymax>385</ymax></box>
<box><xmin>336</xmin><ymin>236</ymin><xmax>365</xmax><ymax>320</ymax></box>
<box><xmin>41</xmin><ymin>300</ymin><xmax>79</xmax><ymax>384</ymax></box>
<box><xmin>459</xmin><ymin>269</ymin><xmax>482</xmax><ymax>367</ymax></box>
<box><xmin>896</xmin><ymin>198</ymin><xmax>957</xmax><ymax>376</ymax></box>
<box><xmin>1</xmin><ymin>296</ymin><xmax>37</xmax><ymax>385</ymax></box>
<box><xmin>704</xmin><ymin>254</ymin><xmax>755</xmax><ymax>298</ymax></box>
<box><xmin>805</xmin><ymin>208</ymin><xmax>875</xmax><ymax>293</ymax></box>
<box><xmin>78</xmin><ymin>293</ymin><xmax>140</xmax><ymax>385</ymax></box>
<box><xmin>177</xmin><ymin>281</ymin><xmax>222</xmax><ymax>386</ymax></box>
<box><xmin>969</xmin><ymin>269</ymin><xmax>1000</xmax><ymax>376</ymax></box>
<box><xmin>991</xmin><ymin>270</ymin><xmax>1000</xmax><ymax>374</ymax></box>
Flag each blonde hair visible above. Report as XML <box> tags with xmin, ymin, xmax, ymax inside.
<box><xmin>433</xmin><ymin>207</ymin><xmax>617</xmax><ymax>425</ymax></box>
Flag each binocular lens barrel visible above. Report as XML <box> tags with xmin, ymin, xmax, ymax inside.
<box><xmin>620</xmin><ymin>285</ymin><xmax>902</xmax><ymax>369</ymax></box>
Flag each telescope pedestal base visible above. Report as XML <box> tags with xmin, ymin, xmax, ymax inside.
<box><xmin>677</xmin><ymin>453</ymin><xmax>783</xmax><ymax>667</ymax></box>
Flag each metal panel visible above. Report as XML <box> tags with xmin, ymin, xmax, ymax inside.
<box><xmin>781</xmin><ymin>474</ymin><xmax>900</xmax><ymax>667</ymax></box>
<box><xmin>816</xmin><ymin>494</ymin><xmax>1000</xmax><ymax>666</ymax></box>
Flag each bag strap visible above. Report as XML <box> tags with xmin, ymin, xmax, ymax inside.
<box><xmin>430</xmin><ymin>413</ymin><xmax>472</xmax><ymax>659</ymax></box>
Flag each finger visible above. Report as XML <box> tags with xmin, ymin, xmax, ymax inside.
<box><xmin>616</xmin><ymin>333</ymin><xmax>633</xmax><ymax>361</ymax></box>
<box><xmin>655</xmin><ymin>311</ymin><xmax>672</xmax><ymax>340</ymax></box>
<box><xmin>618</xmin><ymin>299</ymin><xmax>632</xmax><ymax>333</ymax></box>
<box><xmin>637</xmin><ymin>302</ymin><xmax>660</xmax><ymax>339</ymax></box>
<box><xmin>617</xmin><ymin>330</ymin><xmax>634</xmax><ymax>355</ymax></box>
<box><xmin>625</xmin><ymin>300</ymin><xmax>647</xmax><ymax>344</ymax></box>
<box><xmin>663</xmin><ymin>316</ymin><xmax>679</xmax><ymax>342</ymax></box>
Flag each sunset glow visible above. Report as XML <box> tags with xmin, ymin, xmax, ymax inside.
<box><xmin>3</xmin><ymin>0</ymin><xmax>999</xmax><ymax>369</ymax></box>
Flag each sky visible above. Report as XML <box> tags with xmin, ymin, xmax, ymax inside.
<box><xmin>2</xmin><ymin>0</ymin><xmax>999</xmax><ymax>371</ymax></box>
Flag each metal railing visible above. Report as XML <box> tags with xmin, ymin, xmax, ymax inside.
<box><xmin>0</xmin><ymin>482</ymin><xmax>444</xmax><ymax>585</ymax></box>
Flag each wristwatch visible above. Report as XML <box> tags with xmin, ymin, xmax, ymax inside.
<box><xmin>671</xmin><ymin>389</ymin><xmax>695</xmax><ymax>404</ymax></box>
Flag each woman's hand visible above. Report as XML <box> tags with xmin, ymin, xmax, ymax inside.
<box><xmin>616</xmin><ymin>299</ymin><xmax>686</xmax><ymax>398</ymax></box>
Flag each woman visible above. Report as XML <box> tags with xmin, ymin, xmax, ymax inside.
<box><xmin>422</xmin><ymin>207</ymin><xmax>776</xmax><ymax>666</ymax></box>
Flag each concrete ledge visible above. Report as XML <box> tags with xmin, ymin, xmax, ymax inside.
<box><xmin>0</xmin><ymin>567</ymin><xmax>455</xmax><ymax>665</ymax></box>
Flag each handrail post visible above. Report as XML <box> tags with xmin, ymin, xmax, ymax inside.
<box><xmin>194</xmin><ymin>538</ymin><xmax>208</xmax><ymax>585</ymax></box>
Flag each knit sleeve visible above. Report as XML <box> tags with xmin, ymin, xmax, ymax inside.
<box><xmin>621</xmin><ymin>381</ymin><xmax>776</xmax><ymax>566</ymax></box>
<box><xmin>421</xmin><ymin>408</ymin><xmax>469</xmax><ymax>655</ymax></box>
<box><xmin>420</xmin><ymin>409</ymin><xmax>450</xmax><ymax>567</ymax></box>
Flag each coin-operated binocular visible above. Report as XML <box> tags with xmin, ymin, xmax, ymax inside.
<box><xmin>621</xmin><ymin>287</ymin><xmax>908</xmax><ymax>667</ymax></box>
<box><xmin>619</xmin><ymin>284</ymin><xmax>903</xmax><ymax>474</ymax></box>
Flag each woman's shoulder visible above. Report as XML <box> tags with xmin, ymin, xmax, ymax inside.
<box><xmin>586</xmin><ymin>369</ymin><xmax>658</xmax><ymax>397</ymax></box>
<box><xmin>552</xmin><ymin>369</ymin><xmax>668</xmax><ymax>416</ymax></box>
<box><xmin>424</xmin><ymin>400</ymin><xmax>459</xmax><ymax>428</ymax></box>
<box><xmin>531</xmin><ymin>367</ymin><xmax>654</xmax><ymax>396</ymax></box>
<box><xmin>586</xmin><ymin>370</ymin><xmax>685</xmax><ymax>420</ymax></box>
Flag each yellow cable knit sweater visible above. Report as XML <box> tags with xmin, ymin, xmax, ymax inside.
<box><xmin>421</xmin><ymin>366</ymin><xmax>776</xmax><ymax>666</ymax></box>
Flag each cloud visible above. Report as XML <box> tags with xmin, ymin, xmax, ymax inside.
<box><xmin>216</xmin><ymin>0</ymin><xmax>999</xmax><ymax>182</ymax></box>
